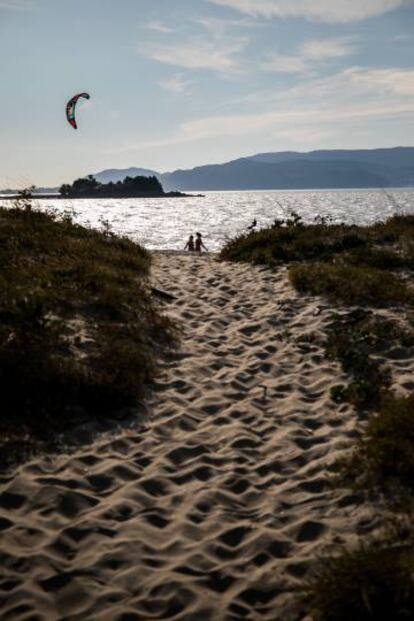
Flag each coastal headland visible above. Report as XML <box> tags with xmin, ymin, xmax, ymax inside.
<box><xmin>2</xmin><ymin>174</ymin><xmax>203</xmax><ymax>200</ymax></box>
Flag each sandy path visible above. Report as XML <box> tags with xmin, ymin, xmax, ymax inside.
<box><xmin>0</xmin><ymin>254</ymin><xmax>381</xmax><ymax>621</ymax></box>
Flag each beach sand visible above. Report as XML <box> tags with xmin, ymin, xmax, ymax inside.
<box><xmin>1</xmin><ymin>252</ymin><xmax>411</xmax><ymax>620</ymax></box>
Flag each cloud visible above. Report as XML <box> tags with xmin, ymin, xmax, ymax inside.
<box><xmin>0</xmin><ymin>0</ymin><xmax>31</xmax><ymax>9</ymax></box>
<box><xmin>141</xmin><ymin>12</ymin><xmax>254</xmax><ymax>75</ymax></box>
<box><xmin>208</xmin><ymin>0</ymin><xmax>412</xmax><ymax>24</ymax></box>
<box><xmin>114</xmin><ymin>66</ymin><xmax>414</xmax><ymax>152</ymax></box>
<box><xmin>145</xmin><ymin>20</ymin><xmax>173</xmax><ymax>33</ymax></box>
<box><xmin>194</xmin><ymin>14</ymin><xmax>260</xmax><ymax>35</ymax></box>
<box><xmin>141</xmin><ymin>36</ymin><xmax>248</xmax><ymax>73</ymax></box>
<box><xmin>159</xmin><ymin>74</ymin><xmax>193</xmax><ymax>93</ymax></box>
<box><xmin>261</xmin><ymin>53</ymin><xmax>307</xmax><ymax>73</ymax></box>
<box><xmin>262</xmin><ymin>36</ymin><xmax>357</xmax><ymax>73</ymax></box>
<box><xmin>302</xmin><ymin>37</ymin><xmax>357</xmax><ymax>61</ymax></box>
<box><xmin>392</xmin><ymin>33</ymin><xmax>413</xmax><ymax>41</ymax></box>
<box><xmin>112</xmin><ymin>100</ymin><xmax>414</xmax><ymax>154</ymax></box>
<box><xmin>256</xmin><ymin>66</ymin><xmax>414</xmax><ymax>106</ymax></box>
<box><xmin>174</xmin><ymin>101</ymin><xmax>413</xmax><ymax>142</ymax></box>
<box><xmin>344</xmin><ymin>66</ymin><xmax>414</xmax><ymax>96</ymax></box>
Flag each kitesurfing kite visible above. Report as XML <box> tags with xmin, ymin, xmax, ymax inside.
<box><xmin>66</xmin><ymin>92</ymin><xmax>90</xmax><ymax>130</ymax></box>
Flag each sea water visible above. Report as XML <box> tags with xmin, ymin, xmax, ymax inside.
<box><xmin>2</xmin><ymin>188</ymin><xmax>414</xmax><ymax>252</ymax></box>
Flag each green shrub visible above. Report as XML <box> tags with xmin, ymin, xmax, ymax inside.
<box><xmin>344</xmin><ymin>395</ymin><xmax>414</xmax><ymax>490</ymax></box>
<box><xmin>325</xmin><ymin>315</ymin><xmax>393</xmax><ymax>409</ymax></box>
<box><xmin>289</xmin><ymin>264</ymin><xmax>412</xmax><ymax>306</ymax></box>
<box><xmin>303</xmin><ymin>540</ymin><xmax>414</xmax><ymax>621</ymax></box>
<box><xmin>0</xmin><ymin>205</ymin><xmax>176</xmax><ymax>468</ymax></box>
<box><xmin>372</xmin><ymin>214</ymin><xmax>414</xmax><ymax>242</ymax></box>
<box><xmin>220</xmin><ymin>223</ymin><xmax>368</xmax><ymax>265</ymax></box>
<box><xmin>345</xmin><ymin>247</ymin><xmax>412</xmax><ymax>270</ymax></box>
<box><xmin>220</xmin><ymin>215</ymin><xmax>414</xmax><ymax>280</ymax></box>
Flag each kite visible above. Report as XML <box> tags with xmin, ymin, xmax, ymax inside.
<box><xmin>66</xmin><ymin>92</ymin><xmax>90</xmax><ymax>130</ymax></box>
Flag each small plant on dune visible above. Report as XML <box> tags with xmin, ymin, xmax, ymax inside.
<box><xmin>325</xmin><ymin>314</ymin><xmax>414</xmax><ymax>410</ymax></box>
<box><xmin>357</xmin><ymin>316</ymin><xmax>414</xmax><ymax>348</ymax></box>
<box><xmin>370</xmin><ymin>214</ymin><xmax>414</xmax><ymax>246</ymax></box>
<box><xmin>343</xmin><ymin>394</ymin><xmax>414</xmax><ymax>492</ymax></box>
<box><xmin>284</xmin><ymin>210</ymin><xmax>303</xmax><ymax>227</ymax></box>
<box><xmin>314</xmin><ymin>214</ymin><xmax>334</xmax><ymax>226</ymax></box>
<box><xmin>302</xmin><ymin>535</ymin><xmax>414</xmax><ymax>621</ymax></box>
<box><xmin>99</xmin><ymin>216</ymin><xmax>113</xmax><ymax>237</ymax></box>
<box><xmin>325</xmin><ymin>312</ymin><xmax>390</xmax><ymax>409</ymax></box>
<box><xmin>272</xmin><ymin>209</ymin><xmax>304</xmax><ymax>227</ymax></box>
<box><xmin>13</xmin><ymin>185</ymin><xmax>36</xmax><ymax>211</ymax></box>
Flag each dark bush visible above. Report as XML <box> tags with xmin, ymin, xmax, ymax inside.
<box><xmin>303</xmin><ymin>540</ymin><xmax>414</xmax><ymax>621</ymax></box>
<box><xmin>344</xmin><ymin>395</ymin><xmax>414</xmax><ymax>490</ymax></box>
<box><xmin>289</xmin><ymin>264</ymin><xmax>412</xmax><ymax>306</ymax></box>
<box><xmin>0</xmin><ymin>205</ymin><xmax>176</xmax><ymax>468</ymax></box>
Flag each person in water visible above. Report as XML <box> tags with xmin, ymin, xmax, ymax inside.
<box><xmin>195</xmin><ymin>232</ymin><xmax>208</xmax><ymax>253</ymax></box>
<box><xmin>184</xmin><ymin>235</ymin><xmax>195</xmax><ymax>251</ymax></box>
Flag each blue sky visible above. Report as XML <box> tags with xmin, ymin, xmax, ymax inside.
<box><xmin>1</xmin><ymin>0</ymin><xmax>414</xmax><ymax>187</ymax></box>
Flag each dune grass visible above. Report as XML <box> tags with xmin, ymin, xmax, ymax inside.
<box><xmin>220</xmin><ymin>213</ymin><xmax>414</xmax><ymax>266</ymax></box>
<box><xmin>220</xmin><ymin>213</ymin><xmax>414</xmax><ymax>307</ymax></box>
<box><xmin>290</xmin><ymin>263</ymin><xmax>412</xmax><ymax>306</ymax></box>
<box><xmin>342</xmin><ymin>394</ymin><xmax>414</xmax><ymax>492</ymax></box>
<box><xmin>302</xmin><ymin>536</ymin><xmax>414</xmax><ymax>621</ymax></box>
<box><xmin>326</xmin><ymin>314</ymin><xmax>414</xmax><ymax>410</ymax></box>
<box><xmin>220</xmin><ymin>224</ymin><xmax>367</xmax><ymax>266</ymax></box>
<box><xmin>0</xmin><ymin>202</ymin><xmax>176</xmax><ymax>468</ymax></box>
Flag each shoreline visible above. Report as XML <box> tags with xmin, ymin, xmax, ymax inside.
<box><xmin>1</xmin><ymin>186</ymin><xmax>414</xmax><ymax>199</ymax></box>
<box><xmin>0</xmin><ymin>193</ymin><xmax>205</xmax><ymax>200</ymax></box>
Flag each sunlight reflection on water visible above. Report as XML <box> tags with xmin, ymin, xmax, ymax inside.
<box><xmin>3</xmin><ymin>188</ymin><xmax>414</xmax><ymax>251</ymax></box>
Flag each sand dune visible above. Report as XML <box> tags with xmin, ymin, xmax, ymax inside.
<box><xmin>2</xmin><ymin>253</ymin><xmax>409</xmax><ymax>620</ymax></box>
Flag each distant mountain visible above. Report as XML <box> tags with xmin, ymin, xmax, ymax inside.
<box><xmin>249</xmin><ymin>147</ymin><xmax>414</xmax><ymax>168</ymax></box>
<box><xmin>89</xmin><ymin>147</ymin><xmax>414</xmax><ymax>192</ymax></box>
<box><xmin>2</xmin><ymin>148</ymin><xmax>413</xmax><ymax>197</ymax></box>
<box><xmin>92</xmin><ymin>167</ymin><xmax>158</xmax><ymax>184</ymax></box>
<box><xmin>163</xmin><ymin>159</ymin><xmax>391</xmax><ymax>190</ymax></box>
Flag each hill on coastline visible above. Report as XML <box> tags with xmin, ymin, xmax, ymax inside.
<box><xmin>91</xmin><ymin>147</ymin><xmax>414</xmax><ymax>192</ymax></box>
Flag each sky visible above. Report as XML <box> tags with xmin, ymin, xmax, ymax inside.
<box><xmin>1</xmin><ymin>0</ymin><xmax>414</xmax><ymax>187</ymax></box>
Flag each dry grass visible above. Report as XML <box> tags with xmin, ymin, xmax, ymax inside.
<box><xmin>302</xmin><ymin>535</ymin><xmax>414</xmax><ymax>621</ymax></box>
<box><xmin>289</xmin><ymin>263</ymin><xmax>412</xmax><ymax>306</ymax></box>
<box><xmin>343</xmin><ymin>395</ymin><xmax>414</xmax><ymax>492</ymax></box>
<box><xmin>220</xmin><ymin>214</ymin><xmax>414</xmax><ymax>307</ymax></box>
<box><xmin>0</xmin><ymin>202</ymin><xmax>176</xmax><ymax>468</ymax></box>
